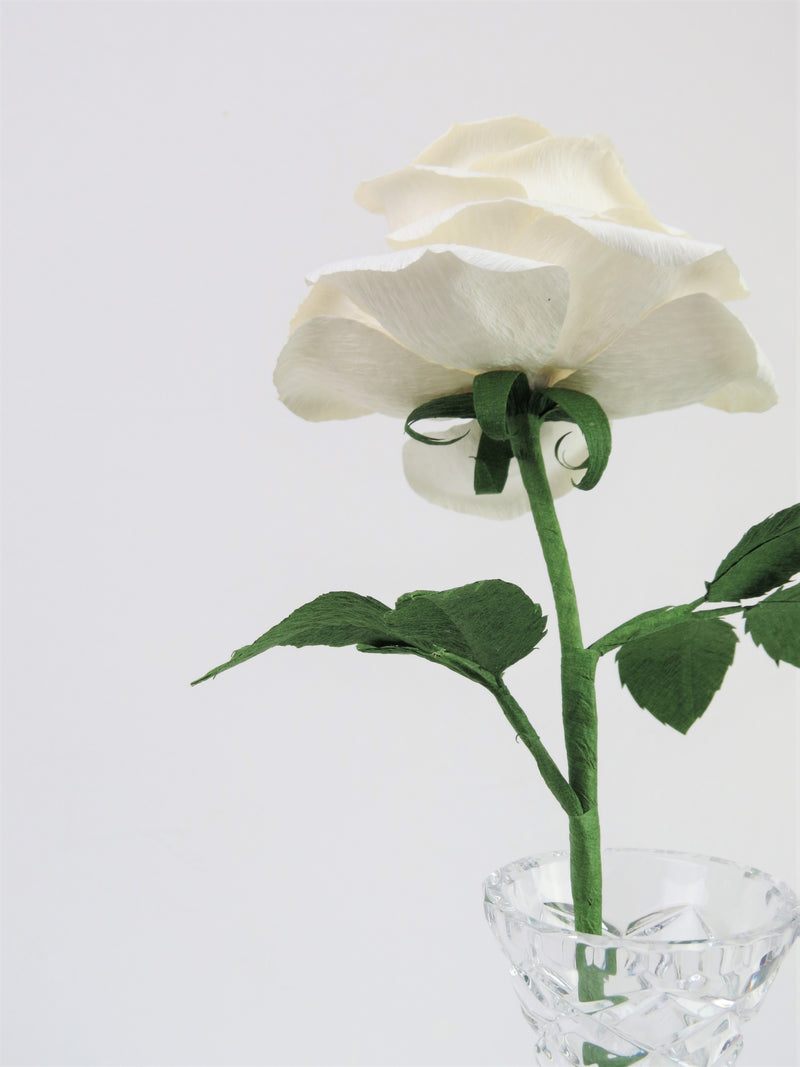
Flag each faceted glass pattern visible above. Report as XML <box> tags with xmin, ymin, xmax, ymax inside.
<box><xmin>484</xmin><ymin>849</ymin><xmax>799</xmax><ymax>1066</ymax></box>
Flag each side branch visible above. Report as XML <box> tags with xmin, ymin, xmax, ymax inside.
<box><xmin>491</xmin><ymin>681</ymin><xmax>582</xmax><ymax>818</ymax></box>
<box><xmin>590</xmin><ymin>599</ymin><xmax>745</xmax><ymax>658</ymax></box>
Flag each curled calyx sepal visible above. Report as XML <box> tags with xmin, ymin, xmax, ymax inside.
<box><xmin>405</xmin><ymin>370</ymin><xmax>612</xmax><ymax>497</ymax></box>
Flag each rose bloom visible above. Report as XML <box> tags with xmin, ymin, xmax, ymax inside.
<box><xmin>274</xmin><ymin>117</ymin><xmax>777</xmax><ymax>518</ymax></box>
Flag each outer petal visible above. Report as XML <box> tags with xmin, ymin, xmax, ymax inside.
<box><xmin>387</xmin><ymin>200</ymin><xmax>680</xmax><ymax>254</ymax></box>
<box><xmin>274</xmin><ymin>316</ymin><xmax>474</xmax><ymax>421</ymax></box>
<box><xmin>702</xmin><ymin>344</ymin><xmax>778</xmax><ymax>413</ymax></box>
<box><xmin>386</xmin><ymin>207</ymin><xmax>746</xmax><ymax>370</ymax></box>
<box><xmin>601</xmin><ymin>206</ymin><xmax>685</xmax><ymax>235</ymax></box>
<box><xmin>413</xmin><ymin>116</ymin><xmax>551</xmax><ymax>169</ymax></box>
<box><xmin>563</xmin><ymin>294</ymin><xmax>777</xmax><ymax>418</ymax></box>
<box><xmin>309</xmin><ymin>245</ymin><xmax>570</xmax><ymax>376</ymax></box>
<box><xmin>474</xmin><ymin>135</ymin><xmax>659</xmax><ymax>223</ymax></box>
<box><xmin>355</xmin><ymin>165</ymin><xmax>526</xmax><ymax>232</ymax></box>
<box><xmin>511</xmin><ymin>215</ymin><xmax>748</xmax><ymax>367</ymax></box>
<box><xmin>569</xmin><ymin>218</ymin><xmax>745</xmax><ymax>291</ymax></box>
<box><xmin>402</xmin><ymin>420</ymin><xmax>588</xmax><ymax>519</ymax></box>
<box><xmin>289</xmin><ymin>280</ymin><xmax>385</xmax><ymax>334</ymax></box>
<box><xmin>386</xmin><ymin>198</ymin><xmax>579</xmax><ymax>254</ymax></box>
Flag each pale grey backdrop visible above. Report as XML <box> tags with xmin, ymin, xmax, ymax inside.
<box><xmin>2</xmin><ymin>2</ymin><xmax>797</xmax><ymax>1064</ymax></box>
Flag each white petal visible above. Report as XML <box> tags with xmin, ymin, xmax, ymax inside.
<box><xmin>475</xmin><ymin>135</ymin><xmax>659</xmax><ymax>223</ymax></box>
<box><xmin>562</xmin><ymin>294</ymin><xmax>777</xmax><ymax>418</ymax></box>
<box><xmin>570</xmin><ymin>218</ymin><xmax>745</xmax><ymax>292</ymax></box>
<box><xmin>402</xmin><ymin>420</ymin><xmax>587</xmax><ymax>519</ymax></box>
<box><xmin>310</xmin><ymin>245</ymin><xmax>570</xmax><ymax>376</ymax></box>
<box><xmin>289</xmin><ymin>280</ymin><xmax>385</xmax><ymax>334</ymax></box>
<box><xmin>386</xmin><ymin>198</ymin><xmax>561</xmax><ymax>253</ymax></box>
<box><xmin>413</xmin><ymin>116</ymin><xmax>551</xmax><ymax>169</ymax></box>
<box><xmin>384</xmin><ymin>206</ymin><xmax>747</xmax><ymax>371</ymax></box>
<box><xmin>355</xmin><ymin>164</ymin><xmax>526</xmax><ymax>231</ymax></box>
<box><xmin>510</xmin><ymin>215</ymin><xmax>748</xmax><ymax>367</ymax></box>
<box><xmin>387</xmin><ymin>200</ymin><xmax>683</xmax><ymax>253</ymax></box>
<box><xmin>600</xmin><ymin>206</ymin><xmax>685</xmax><ymax>235</ymax></box>
<box><xmin>702</xmin><ymin>344</ymin><xmax>778</xmax><ymax>412</ymax></box>
<box><xmin>274</xmin><ymin>316</ymin><xmax>474</xmax><ymax>421</ymax></box>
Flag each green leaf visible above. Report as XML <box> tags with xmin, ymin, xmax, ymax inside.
<box><xmin>743</xmin><ymin>584</ymin><xmax>800</xmax><ymax>667</ymax></box>
<box><xmin>706</xmin><ymin>504</ymin><xmax>800</xmax><ymax>602</ymax></box>
<box><xmin>389</xmin><ymin>580</ymin><xmax>547</xmax><ymax>677</ymax></box>
<box><xmin>616</xmin><ymin>616</ymin><xmax>738</xmax><ymax>733</ymax></box>
<box><xmin>191</xmin><ymin>592</ymin><xmax>397</xmax><ymax>684</ymax></box>
<box><xmin>540</xmin><ymin>387</ymin><xmax>611</xmax><ymax>491</ymax></box>
<box><xmin>192</xmin><ymin>580</ymin><xmax>546</xmax><ymax>686</ymax></box>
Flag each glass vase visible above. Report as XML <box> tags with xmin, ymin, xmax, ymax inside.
<box><xmin>484</xmin><ymin>849</ymin><xmax>799</xmax><ymax>1066</ymax></box>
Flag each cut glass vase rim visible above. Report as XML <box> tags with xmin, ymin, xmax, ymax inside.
<box><xmin>484</xmin><ymin>846</ymin><xmax>800</xmax><ymax>951</ymax></box>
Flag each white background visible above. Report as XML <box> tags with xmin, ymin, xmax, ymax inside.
<box><xmin>2</xmin><ymin>2</ymin><xmax>797</xmax><ymax>1064</ymax></box>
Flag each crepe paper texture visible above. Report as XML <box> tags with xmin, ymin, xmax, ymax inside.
<box><xmin>275</xmin><ymin>118</ymin><xmax>776</xmax><ymax>521</ymax></box>
<box><xmin>404</xmin><ymin>370</ymin><xmax>611</xmax><ymax>501</ymax></box>
<box><xmin>705</xmin><ymin>504</ymin><xmax>800</xmax><ymax>602</ymax></box>
<box><xmin>195</xmin><ymin>120</ymin><xmax>800</xmax><ymax>1029</ymax></box>
<box><xmin>196</xmin><ymin>404</ymin><xmax>800</xmax><ymax>939</ymax></box>
<box><xmin>743</xmin><ymin>585</ymin><xmax>800</xmax><ymax>668</ymax></box>
<box><xmin>616</xmin><ymin>617</ymin><xmax>738</xmax><ymax>734</ymax></box>
<box><xmin>192</xmin><ymin>580</ymin><xmax>546</xmax><ymax>688</ymax></box>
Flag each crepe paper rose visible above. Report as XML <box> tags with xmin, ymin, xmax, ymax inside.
<box><xmin>196</xmin><ymin>118</ymin><xmax>800</xmax><ymax>1017</ymax></box>
<box><xmin>274</xmin><ymin>117</ymin><xmax>776</xmax><ymax>518</ymax></box>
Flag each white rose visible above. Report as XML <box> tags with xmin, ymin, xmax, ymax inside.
<box><xmin>274</xmin><ymin>117</ymin><xmax>777</xmax><ymax>518</ymax></box>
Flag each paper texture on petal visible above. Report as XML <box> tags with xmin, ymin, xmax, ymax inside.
<box><xmin>573</xmin><ymin>219</ymin><xmax>744</xmax><ymax>288</ymax></box>
<box><xmin>413</xmin><ymin>116</ymin><xmax>551</xmax><ymax>169</ymax></box>
<box><xmin>275</xmin><ymin>316</ymin><xmax>474</xmax><ymax>420</ymax></box>
<box><xmin>511</xmin><ymin>216</ymin><xmax>748</xmax><ymax>367</ymax></box>
<box><xmin>355</xmin><ymin>165</ymin><xmax>526</xmax><ymax>232</ymax></box>
<box><xmin>311</xmin><ymin>245</ymin><xmax>570</xmax><ymax>376</ymax></box>
<box><xmin>289</xmin><ymin>280</ymin><xmax>386</xmax><ymax>334</ymax></box>
<box><xmin>598</xmin><ymin>205</ymin><xmax>681</xmax><ymax>234</ymax></box>
<box><xmin>476</xmin><ymin>135</ymin><xmax>657</xmax><ymax>222</ymax></box>
<box><xmin>564</xmin><ymin>294</ymin><xmax>772</xmax><ymax>418</ymax></box>
<box><xmin>703</xmin><ymin>343</ymin><xmax>778</xmax><ymax>412</ymax></box>
<box><xmin>387</xmin><ymin>199</ymin><xmax>559</xmax><ymax>254</ymax></box>
<box><xmin>274</xmin><ymin>116</ymin><xmax>777</xmax><ymax>522</ymax></box>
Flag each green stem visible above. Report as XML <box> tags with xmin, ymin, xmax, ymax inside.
<box><xmin>509</xmin><ymin>411</ymin><xmax>602</xmax><ymax>938</ymax></box>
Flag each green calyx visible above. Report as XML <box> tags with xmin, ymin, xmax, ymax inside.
<box><xmin>404</xmin><ymin>371</ymin><xmax>612</xmax><ymax>497</ymax></box>
<box><xmin>403</xmin><ymin>392</ymin><xmax>476</xmax><ymax>445</ymax></box>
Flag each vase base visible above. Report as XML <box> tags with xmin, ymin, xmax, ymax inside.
<box><xmin>522</xmin><ymin>1000</ymin><xmax>744</xmax><ymax>1066</ymax></box>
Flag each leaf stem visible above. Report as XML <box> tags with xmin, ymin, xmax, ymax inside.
<box><xmin>491</xmin><ymin>682</ymin><xmax>582</xmax><ymax>818</ymax></box>
<box><xmin>363</xmin><ymin>641</ymin><xmax>581</xmax><ymax>815</ymax></box>
<box><xmin>590</xmin><ymin>599</ymin><xmax>744</xmax><ymax>657</ymax></box>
